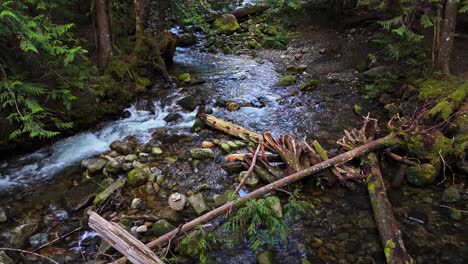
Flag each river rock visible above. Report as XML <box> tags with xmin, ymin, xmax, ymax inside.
<box><xmin>168</xmin><ymin>193</ymin><xmax>187</xmax><ymax>211</ymax></box>
<box><xmin>110</xmin><ymin>140</ymin><xmax>132</xmax><ymax>155</ymax></box>
<box><xmin>151</xmin><ymin>146</ymin><xmax>163</xmax><ymax>155</ymax></box>
<box><xmin>106</xmin><ymin>158</ymin><xmax>121</xmax><ymax>175</ymax></box>
<box><xmin>239</xmin><ymin>171</ymin><xmax>259</xmax><ymax>187</ymax></box>
<box><xmin>178</xmin><ymin>33</ymin><xmax>197</xmax><ymax>47</ymax></box>
<box><xmin>406</xmin><ymin>164</ymin><xmax>437</xmax><ymax>186</ymax></box>
<box><xmin>157</xmin><ymin>208</ymin><xmax>181</xmax><ymax>223</ymax></box>
<box><xmin>213</xmin><ymin>193</ymin><xmax>228</xmax><ymax>207</ymax></box>
<box><xmin>9</xmin><ymin>223</ymin><xmax>37</xmax><ymax>247</ymax></box>
<box><xmin>442</xmin><ymin>186</ymin><xmax>461</xmax><ymax>203</ymax></box>
<box><xmin>125</xmin><ymin>154</ymin><xmax>138</xmax><ymax>162</ymax></box>
<box><xmin>256</xmin><ymin>250</ymin><xmax>273</xmax><ymax>264</ymax></box>
<box><xmin>29</xmin><ymin>232</ymin><xmax>48</xmax><ymax>247</ymax></box>
<box><xmin>363</xmin><ymin>66</ymin><xmax>387</xmax><ymax>78</ymax></box>
<box><xmin>213</xmin><ymin>14</ymin><xmax>240</xmax><ymax>34</ymax></box>
<box><xmin>131</xmin><ymin>198</ymin><xmax>143</xmax><ymax>209</ymax></box>
<box><xmin>178</xmin><ymin>73</ymin><xmax>191</xmax><ymax>82</ymax></box>
<box><xmin>298</xmin><ymin>79</ymin><xmax>320</xmax><ymax>91</ymax></box>
<box><xmin>65</xmin><ymin>180</ymin><xmax>98</xmax><ymax>211</ymax></box>
<box><xmin>152</xmin><ymin>219</ymin><xmax>176</xmax><ymax>236</ymax></box>
<box><xmin>190</xmin><ymin>148</ymin><xmax>214</xmax><ymax>160</ymax></box>
<box><xmin>188</xmin><ymin>193</ymin><xmax>210</xmax><ymax>215</ymax></box>
<box><xmin>0</xmin><ymin>207</ymin><xmax>7</xmax><ymax>223</ymax></box>
<box><xmin>177</xmin><ymin>95</ymin><xmax>196</xmax><ymax>112</ymax></box>
<box><xmin>81</xmin><ymin>158</ymin><xmax>107</xmax><ymax>174</ymax></box>
<box><xmin>127</xmin><ymin>168</ymin><xmax>150</xmax><ymax>186</ymax></box>
<box><xmin>136</xmin><ymin>225</ymin><xmax>148</xmax><ymax>233</ymax></box>
<box><xmin>164</xmin><ymin>112</ymin><xmax>182</xmax><ymax>123</ymax></box>
<box><xmin>0</xmin><ymin>251</ymin><xmax>14</xmax><ymax>264</ymax></box>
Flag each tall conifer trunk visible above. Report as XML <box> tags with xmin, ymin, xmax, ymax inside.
<box><xmin>96</xmin><ymin>0</ymin><xmax>112</xmax><ymax>72</ymax></box>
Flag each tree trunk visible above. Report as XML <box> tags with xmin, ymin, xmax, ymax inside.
<box><xmin>434</xmin><ymin>0</ymin><xmax>458</xmax><ymax>75</ymax></box>
<box><xmin>96</xmin><ymin>0</ymin><xmax>112</xmax><ymax>72</ymax></box>
<box><xmin>111</xmin><ymin>135</ymin><xmax>395</xmax><ymax>264</ymax></box>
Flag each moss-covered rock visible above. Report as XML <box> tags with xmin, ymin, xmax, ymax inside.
<box><xmin>177</xmin><ymin>95</ymin><xmax>196</xmax><ymax>111</ymax></box>
<box><xmin>127</xmin><ymin>168</ymin><xmax>150</xmax><ymax>186</ymax></box>
<box><xmin>178</xmin><ymin>73</ymin><xmax>191</xmax><ymax>83</ymax></box>
<box><xmin>239</xmin><ymin>171</ymin><xmax>259</xmax><ymax>187</ymax></box>
<box><xmin>299</xmin><ymin>79</ymin><xmax>320</xmax><ymax>91</ymax></box>
<box><xmin>247</xmin><ymin>40</ymin><xmax>259</xmax><ymax>49</ymax></box>
<box><xmin>354</xmin><ymin>104</ymin><xmax>363</xmax><ymax>115</ymax></box>
<box><xmin>442</xmin><ymin>186</ymin><xmax>461</xmax><ymax>203</ymax></box>
<box><xmin>151</xmin><ymin>219</ymin><xmax>176</xmax><ymax>236</ymax></box>
<box><xmin>264</xmin><ymin>26</ymin><xmax>279</xmax><ymax>36</ymax></box>
<box><xmin>256</xmin><ymin>250</ymin><xmax>273</xmax><ymax>264</ymax></box>
<box><xmin>405</xmin><ymin>164</ymin><xmax>437</xmax><ymax>186</ymax></box>
<box><xmin>278</xmin><ymin>75</ymin><xmax>296</xmax><ymax>86</ymax></box>
<box><xmin>213</xmin><ymin>14</ymin><xmax>240</xmax><ymax>34</ymax></box>
<box><xmin>190</xmin><ymin>148</ymin><xmax>214</xmax><ymax>160</ymax></box>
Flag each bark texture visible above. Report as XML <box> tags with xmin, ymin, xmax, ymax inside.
<box><xmin>435</xmin><ymin>0</ymin><xmax>458</xmax><ymax>75</ymax></box>
<box><xmin>96</xmin><ymin>0</ymin><xmax>112</xmax><ymax>71</ymax></box>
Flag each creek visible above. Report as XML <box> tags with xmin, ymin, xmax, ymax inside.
<box><xmin>0</xmin><ymin>20</ymin><xmax>467</xmax><ymax>264</ymax></box>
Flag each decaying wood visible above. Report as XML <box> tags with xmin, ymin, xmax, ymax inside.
<box><xmin>385</xmin><ymin>152</ymin><xmax>419</xmax><ymax>166</ymax></box>
<box><xmin>94</xmin><ymin>177</ymin><xmax>127</xmax><ymax>205</ymax></box>
<box><xmin>364</xmin><ymin>154</ymin><xmax>414</xmax><ymax>264</ymax></box>
<box><xmin>88</xmin><ymin>212</ymin><xmax>164</xmax><ymax>264</ymax></box>
<box><xmin>263</xmin><ymin>132</ymin><xmax>311</xmax><ymax>174</ymax></box>
<box><xmin>312</xmin><ymin>140</ymin><xmax>346</xmax><ymax>182</ymax></box>
<box><xmin>198</xmin><ymin>113</ymin><xmax>261</xmax><ymax>142</ymax></box>
<box><xmin>206</xmin><ymin>4</ymin><xmax>270</xmax><ymax>22</ymax></box>
<box><xmin>112</xmin><ymin>135</ymin><xmax>394</xmax><ymax>264</ymax></box>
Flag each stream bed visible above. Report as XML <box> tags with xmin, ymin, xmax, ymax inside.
<box><xmin>0</xmin><ymin>43</ymin><xmax>467</xmax><ymax>264</ymax></box>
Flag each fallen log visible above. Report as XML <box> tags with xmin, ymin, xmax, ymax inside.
<box><xmin>112</xmin><ymin>135</ymin><xmax>395</xmax><ymax>264</ymax></box>
<box><xmin>198</xmin><ymin>113</ymin><xmax>261</xmax><ymax>142</ymax></box>
<box><xmin>88</xmin><ymin>212</ymin><xmax>164</xmax><ymax>264</ymax></box>
<box><xmin>206</xmin><ymin>4</ymin><xmax>270</xmax><ymax>22</ymax></box>
<box><xmin>365</xmin><ymin>153</ymin><xmax>413</xmax><ymax>264</ymax></box>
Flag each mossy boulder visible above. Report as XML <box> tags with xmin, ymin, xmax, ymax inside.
<box><xmin>354</xmin><ymin>104</ymin><xmax>363</xmax><ymax>115</ymax></box>
<box><xmin>191</xmin><ymin>118</ymin><xmax>206</xmax><ymax>132</ymax></box>
<box><xmin>442</xmin><ymin>186</ymin><xmax>461</xmax><ymax>203</ymax></box>
<box><xmin>213</xmin><ymin>14</ymin><xmax>240</xmax><ymax>34</ymax></box>
<box><xmin>151</xmin><ymin>219</ymin><xmax>176</xmax><ymax>236</ymax></box>
<box><xmin>127</xmin><ymin>168</ymin><xmax>150</xmax><ymax>186</ymax></box>
<box><xmin>405</xmin><ymin>164</ymin><xmax>437</xmax><ymax>186</ymax></box>
<box><xmin>299</xmin><ymin>79</ymin><xmax>320</xmax><ymax>91</ymax></box>
<box><xmin>178</xmin><ymin>73</ymin><xmax>191</xmax><ymax>83</ymax></box>
<box><xmin>256</xmin><ymin>250</ymin><xmax>273</xmax><ymax>264</ymax></box>
<box><xmin>278</xmin><ymin>75</ymin><xmax>296</xmax><ymax>86</ymax></box>
<box><xmin>177</xmin><ymin>95</ymin><xmax>196</xmax><ymax>112</ymax></box>
<box><xmin>265</xmin><ymin>26</ymin><xmax>279</xmax><ymax>36</ymax></box>
<box><xmin>247</xmin><ymin>40</ymin><xmax>259</xmax><ymax>49</ymax></box>
<box><xmin>239</xmin><ymin>171</ymin><xmax>259</xmax><ymax>187</ymax></box>
<box><xmin>178</xmin><ymin>33</ymin><xmax>197</xmax><ymax>47</ymax></box>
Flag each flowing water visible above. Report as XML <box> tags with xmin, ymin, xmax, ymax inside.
<box><xmin>0</xmin><ymin>35</ymin><xmax>466</xmax><ymax>264</ymax></box>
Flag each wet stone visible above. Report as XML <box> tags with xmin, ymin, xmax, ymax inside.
<box><xmin>125</xmin><ymin>154</ymin><xmax>138</xmax><ymax>162</ymax></box>
<box><xmin>110</xmin><ymin>140</ymin><xmax>132</xmax><ymax>155</ymax></box>
<box><xmin>442</xmin><ymin>186</ymin><xmax>461</xmax><ymax>203</ymax></box>
<box><xmin>239</xmin><ymin>171</ymin><xmax>259</xmax><ymax>187</ymax></box>
<box><xmin>157</xmin><ymin>208</ymin><xmax>181</xmax><ymax>223</ymax></box>
<box><xmin>81</xmin><ymin>158</ymin><xmax>107</xmax><ymax>174</ymax></box>
<box><xmin>213</xmin><ymin>193</ymin><xmax>228</xmax><ymax>207</ymax></box>
<box><xmin>190</xmin><ymin>148</ymin><xmax>214</xmax><ymax>160</ymax></box>
<box><xmin>188</xmin><ymin>193</ymin><xmax>210</xmax><ymax>215</ymax></box>
<box><xmin>131</xmin><ymin>198</ymin><xmax>143</xmax><ymax>209</ymax></box>
<box><xmin>9</xmin><ymin>223</ymin><xmax>37</xmax><ymax>247</ymax></box>
<box><xmin>168</xmin><ymin>192</ymin><xmax>187</xmax><ymax>211</ymax></box>
<box><xmin>449</xmin><ymin>208</ymin><xmax>462</xmax><ymax>220</ymax></box>
<box><xmin>256</xmin><ymin>250</ymin><xmax>273</xmax><ymax>264</ymax></box>
<box><xmin>136</xmin><ymin>225</ymin><xmax>148</xmax><ymax>233</ymax></box>
<box><xmin>29</xmin><ymin>233</ymin><xmax>48</xmax><ymax>247</ymax></box>
<box><xmin>65</xmin><ymin>180</ymin><xmax>98</xmax><ymax>211</ymax></box>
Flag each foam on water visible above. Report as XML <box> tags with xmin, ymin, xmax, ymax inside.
<box><xmin>0</xmin><ymin>100</ymin><xmax>196</xmax><ymax>192</ymax></box>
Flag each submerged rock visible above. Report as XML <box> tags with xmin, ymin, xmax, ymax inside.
<box><xmin>188</xmin><ymin>193</ymin><xmax>210</xmax><ymax>215</ymax></box>
<box><xmin>64</xmin><ymin>180</ymin><xmax>98</xmax><ymax>211</ymax></box>
<box><xmin>168</xmin><ymin>193</ymin><xmax>187</xmax><ymax>211</ymax></box>
<box><xmin>213</xmin><ymin>14</ymin><xmax>240</xmax><ymax>34</ymax></box>
<box><xmin>442</xmin><ymin>186</ymin><xmax>461</xmax><ymax>203</ymax></box>
<box><xmin>0</xmin><ymin>207</ymin><xmax>7</xmax><ymax>223</ymax></box>
<box><xmin>29</xmin><ymin>233</ymin><xmax>48</xmax><ymax>247</ymax></box>
<box><xmin>178</xmin><ymin>33</ymin><xmax>197</xmax><ymax>47</ymax></box>
<box><xmin>152</xmin><ymin>219</ymin><xmax>176</xmax><ymax>236</ymax></box>
<box><xmin>9</xmin><ymin>223</ymin><xmax>37</xmax><ymax>247</ymax></box>
<box><xmin>406</xmin><ymin>164</ymin><xmax>437</xmax><ymax>186</ymax></box>
<box><xmin>163</xmin><ymin>112</ymin><xmax>183</xmax><ymax>123</ymax></box>
<box><xmin>190</xmin><ymin>148</ymin><xmax>214</xmax><ymax>160</ymax></box>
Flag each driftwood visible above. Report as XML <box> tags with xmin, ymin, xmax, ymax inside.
<box><xmin>234</xmin><ymin>143</ymin><xmax>261</xmax><ymax>194</ymax></box>
<box><xmin>364</xmin><ymin>154</ymin><xmax>414</xmax><ymax>264</ymax></box>
<box><xmin>112</xmin><ymin>135</ymin><xmax>394</xmax><ymax>264</ymax></box>
<box><xmin>206</xmin><ymin>4</ymin><xmax>270</xmax><ymax>22</ymax></box>
<box><xmin>88</xmin><ymin>212</ymin><xmax>164</xmax><ymax>264</ymax></box>
<box><xmin>198</xmin><ymin>113</ymin><xmax>261</xmax><ymax>142</ymax></box>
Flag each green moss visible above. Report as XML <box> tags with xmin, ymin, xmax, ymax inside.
<box><xmin>429</xmin><ymin>132</ymin><xmax>454</xmax><ymax>163</ymax></box>
<box><xmin>213</xmin><ymin>14</ymin><xmax>240</xmax><ymax>34</ymax></box>
<box><xmin>425</xmin><ymin>82</ymin><xmax>467</xmax><ymax>121</ymax></box>
<box><xmin>278</xmin><ymin>75</ymin><xmax>296</xmax><ymax>86</ymax></box>
<box><xmin>354</xmin><ymin>104</ymin><xmax>363</xmax><ymax>115</ymax></box>
<box><xmin>106</xmin><ymin>57</ymin><xmax>130</xmax><ymax>80</ymax></box>
<box><xmin>384</xmin><ymin>239</ymin><xmax>396</xmax><ymax>261</ymax></box>
<box><xmin>298</xmin><ymin>79</ymin><xmax>320</xmax><ymax>91</ymax></box>
<box><xmin>178</xmin><ymin>73</ymin><xmax>191</xmax><ymax>82</ymax></box>
<box><xmin>406</xmin><ymin>164</ymin><xmax>437</xmax><ymax>186</ymax></box>
<box><xmin>417</xmin><ymin>79</ymin><xmax>457</xmax><ymax>101</ymax></box>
